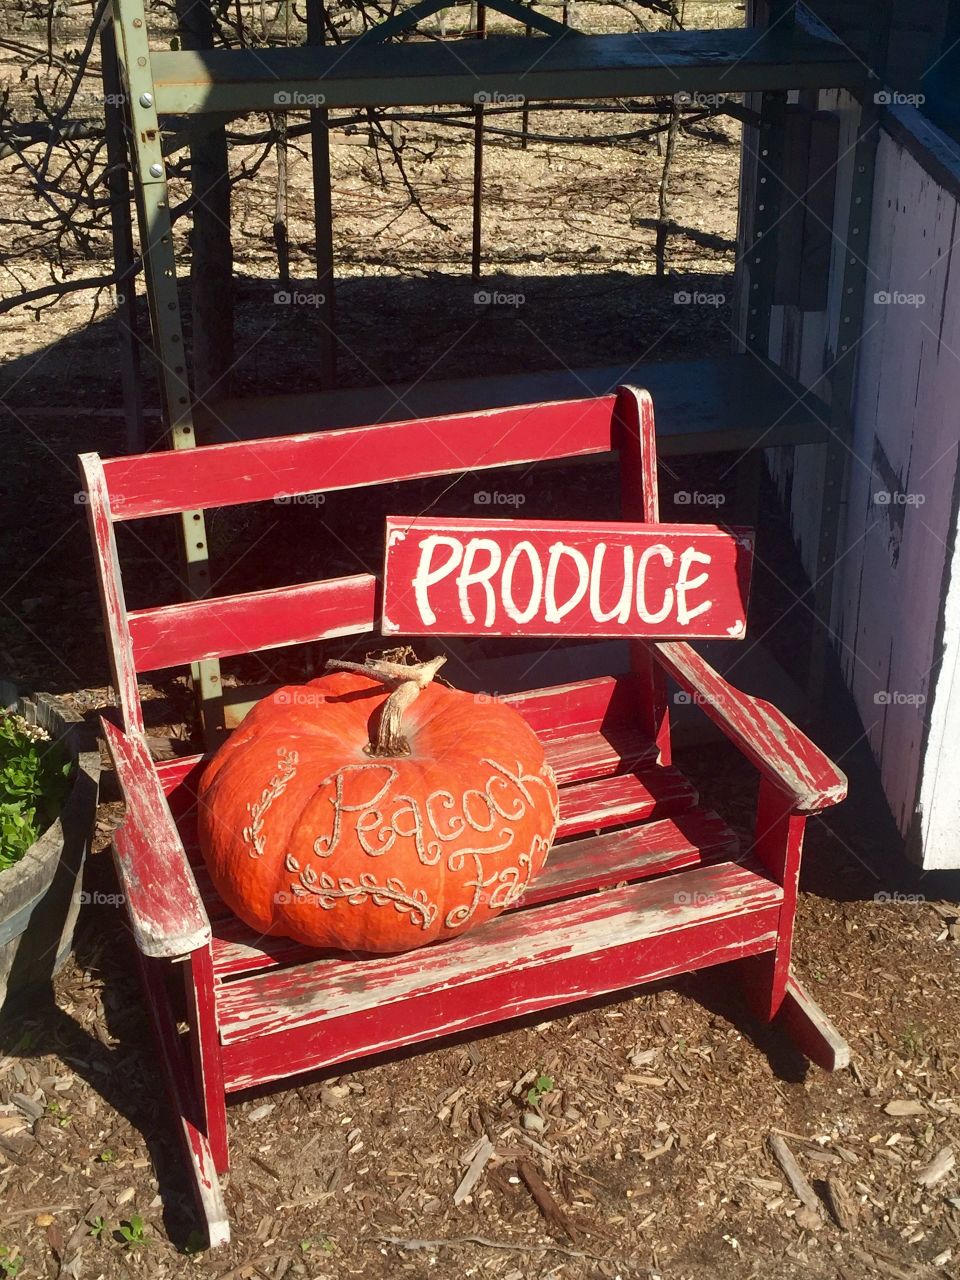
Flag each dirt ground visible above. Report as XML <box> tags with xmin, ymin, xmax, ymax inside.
<box><xmin>1</xmin><ymin>746</ymin><xmax>959</xmax><ymax>1280</ymax></box>
<box><xmin>1</xmin><ymin>1</ymin><xmax>960</xmax><ymax>1278</ymax></box>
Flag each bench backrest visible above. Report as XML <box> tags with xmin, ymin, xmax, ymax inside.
<box><xmin>79</xmin><ymin>387</ymin><xmax>685</xmax><ymax>743</ymax></box>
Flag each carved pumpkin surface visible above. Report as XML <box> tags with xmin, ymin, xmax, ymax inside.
<box><xmin>197</xmin><ymin>662</ymin><xmax>559</xmax><ymax>954</ymax></box>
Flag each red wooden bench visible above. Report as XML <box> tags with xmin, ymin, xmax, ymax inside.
<box><xmin>80</xmin><ymin>387</ymin><xmax>848</xmax><ymax>1247</ymax></box>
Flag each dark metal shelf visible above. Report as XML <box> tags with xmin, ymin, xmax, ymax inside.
<box><xmin>196</xmin><ymin>353</ymin><xmax>833</xmax><ymax>456</ymax></box>
<box><xmin>152</xmin><ymin>26</ymin><xmax>866</xmax><ymax>116</ymax></box>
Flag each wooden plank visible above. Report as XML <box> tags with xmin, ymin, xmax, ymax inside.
<box><xmin>778</xmin><ymin>971</ymin><xmax>851</xmax><ymax>1070</ymax></box>
<box><xmin>870</xmin><ymin>160</ymin><xmax>958</xmax><ymax>853</ymax></box>
<box><xmin>652</xmin><ymin>642</ymin><xmax>847</xmax><ymax>813</ymax></box>
<box><xmin>616</xmin><ymin>385</ymin><xmax>672</xmax><ymax>764</ymax></box>
<box><xmin>797</xmin><ymin>110</ymin><xmax>839</xmax><ymax>310</ymax></box>
<box><xmin>137</xmin><ymin>951</ymin><xmax>230</xmax><ymax>1247</ymax></box>
<box><xmin>527</xmin><ymin>808</ymin><xmax>738</xmax><ymax>901</ymax></box>
<box><xmin>883</xmin><ymin>100</ymin><xmax>960</xmax><ymax>203</ymax></box>
<box><xmin>813</xmin><ymin>119</ymin><xmax>960</xmax><ymax>865</ymax></box>
<box><xmin>184</xmin><ymin>948</ymin><xmax>229</xmax><ymax>1175</ymax></box>
<box><xmin>773</xmin><ymin>106</ymin><xmax>812</xmax><ymax>305</ymax></box>
<box><xmin>207</xmin><ymin>807</ymin><xmax>740</xmax><ymax>980</ymax></box>
<box><xmin>102</xmin><ymin>718</ymin><xmax>211</xmax><ymax>958</ymax></box>
<box><xmin>498</xmin><ymin>673</ymin><xmax>642</xmax><ymax>741</ymax></box>
<box><xmin>382</xmin><ymin>517</ymin><xmax>755</xmax><ymax>640</ymax></box>
<box><xmin>194</xmin><ymin>355</ymin><xmax>833</xmax><ymax>455</ymax></box>
<box><xmin>100</xmin><ymin>397</ymin><xmax>617</xmax><ymax>521</ymax></box>
<box><xmin>128</xmin><ymin>574</ymin><xmax>377</xmax><ymax>671</ymax></box>
<box><xmin>78</xmin><ymin>455</ymin><xmax>144</xmax><ymax>734</ymax></box>
<box><xmin>218</xmin><ymin>669</ymin><xmax>650</xmax><ymax>738</ymax></box>
<box><xmin>768</xmin><ymin>1134</ymin><xmax>822</xmax><ymax>1214</ymax></box>
<box><xmin>755</xmin><ymin>776</ymin><xmax>805</xmax><ymax>994</ymax></box>
<box><xmin>556</xmin><ymin>765</ymin><xmax>697</xmax><ymax>839</ymax></box>
<box><xmin>157</xmin><ymin>753</ymin><xmax>206</xmax><ymax>801</ymax></box>
<box><xmin>151</xmin><ymin>28</ymin><xmax>863</xmax><ymax>117</ymax></box>
<box><xmin>216</xmin><ymin>862</ymin><xmax>782</xmax><ymax>1088</ymax></box>
<box><xmin>739</xmin><ymin>777</ymin><xmax>807</xmax><ymax>1021</ymax></box>
<box><xmin>545</xmin><ymin>726</ymin><xmax>656</xmax><ymax>784</ymax></box>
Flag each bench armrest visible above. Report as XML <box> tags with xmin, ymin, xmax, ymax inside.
<box><xmin>102</xmin><ymin>718</ymin><xmax>211</xmax><ymax>959</ymax></box>
<box><xmin>652</xmin><ymin>641</ymin><xmax>847</xmax><ymax>814</ymax></box>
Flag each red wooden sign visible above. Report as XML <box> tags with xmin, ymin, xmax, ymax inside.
<box><xmin>382</xmin><ymin>517</ymin><xmax>753</xmax><ymax>639</ymax></box>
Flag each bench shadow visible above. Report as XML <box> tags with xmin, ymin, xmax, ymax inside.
<box><xmin>0</xmin><ymin>894</ymin><xmax>205</xmax><ymax>1248</ymax></box>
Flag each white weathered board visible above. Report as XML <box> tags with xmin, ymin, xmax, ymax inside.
<box><xmin>759</xmin><ymin>89</ymin><xmax>960</xmax><ymax>868</ymax></box>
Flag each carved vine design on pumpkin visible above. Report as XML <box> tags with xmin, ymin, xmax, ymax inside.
<box><xmin>284</xmin><ymin>852</ymin><xmax>439</xmax><ymax>929</ymax></box>
<box><xmin>242</xmin><ymin>747</ymin><xmax>300</xmax><ymax>859</ymax></box>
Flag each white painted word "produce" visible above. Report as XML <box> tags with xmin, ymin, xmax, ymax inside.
<box><xmin>382</xmin><ymin>518</ymin><xmax>753</xmax><ymax>640</ymax></box>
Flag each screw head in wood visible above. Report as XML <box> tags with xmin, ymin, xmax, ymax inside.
<box><xmin>139</xmin><ymin>92</ymin><xmax>153</xmax><ymax>107</ymax></box>
<box><xmin>149</xmin><ymin>162</ymin><xmax>163</xmax><ymax>178</ymax></box>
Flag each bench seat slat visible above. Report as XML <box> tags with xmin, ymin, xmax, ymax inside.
<box><xmin>556</xmin><ymin>765</ymin><xmax>696</xmax><ymax>838</ymax></box>
<box><xmin>502</xmin><ymin>673</ymin><xmax>645</xmax><ymax>740</ymax></box>
<box><xmin>546</xmin><ymin>725</ymin><xmax>655</xmax><ymax>784</ymax></box>
<box><xmin>215</xmin><ymin>860</ymin><xmax>781</xmax><ymax>1088</ymax></box>
<box><xmin>209</xmin><ymin>806</ymin><xmax>739</xmax><ymax>980</ymax></box>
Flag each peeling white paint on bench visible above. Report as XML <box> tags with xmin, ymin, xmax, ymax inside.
<box><xmin>215</xmin><ymin>861</ymin><xmax>782</xmax><ymax>1043</ymax></box>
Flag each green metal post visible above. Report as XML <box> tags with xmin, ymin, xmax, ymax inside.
<box><xmin>110</xmin><ymin>0</ymin><xmax>225</xmax><ymax>736</ymax></box>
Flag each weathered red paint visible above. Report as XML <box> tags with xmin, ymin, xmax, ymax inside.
<box><xmin>80</xmin><ymin>383</ymin><xmax>849</xmax><ymax>1249</ymax></box>
<box><xmin>102</xmin><ymin>718</ymin><xmax>209</xmax><ymax>959</ymax></box>
<box><xmin>382</xmin><ymin>516</ymin><xmax>754</xmax><ymax>639</ymax></box>
<box><xmin>137</xmin><ymin>950</ymin><xmax>229</xmax><ymax>1246</ymax></box>
<box><xmin>80</xmin><ymin>455</ymin><xmax>144</xmax><ymax>734</ymax></box>
<box><xmin>216</xmin><ymin>861</ymin><xmax>785</xmax><ymax>1087</ymax></box>
<box><xmin>617</xmin><ymin>386</ymin><xmax>672</xmax><ymax>764</ymax></box>
<box><xmin>652</xmin><ymin>641</ymin><xmax>848</xmax><ymax>813</ymax></box>
<box><xmin>206</xmin><ymin>807</ymin><xmax>740</xmax><ymax>980</ymax></box>
<box><xmin>129</xmin><ymin>574</ymin><xmax>377</xmax><ymax>672</ymax></box>
<box><xmin>98</xmin><ymin>396</ymin><xmax>617</xmax><ymax>521</ymax></box>
<box><xmin>185</xmin><ymin>948</ymin><xmax>230</xmax><ymax>1176</ymax></box>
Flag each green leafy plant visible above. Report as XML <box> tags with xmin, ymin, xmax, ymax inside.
<box><xmin>116</xmin><ymin>1216</ymin><xmax>149</xmax><ymax>1249</ymax></box>
<box><xmin>902</xmin><ymin>1024</ymin><xmax>925</xmax><ymax>1057</ymax></box>
<box><xmin>300</xmin><ymin>1237</ymin><xmax>335</xmax><ymax>1255</ymax></box>
<box><xmin>45</xmin><ymin>1100</ymin><xmax>70</xmax><ymax>1127</ymax></box>
<box><xmin>526</xmin><ymin>1073</ymin><xmax>555</xmax><ymax>1106</ymax></box>
<box><xmin>96</xmin><ymin>1148</ymin><xmax>114</xmax><ymax>1163</ymax></box>
<box><xmin>0</xmin><ymin>712</ymin><xmax>72</xmax><ymax>872</ymax></box>
<box><xmin>0</xmin><ymin>1246</ymin><xmax>23</xmax><ymax>1279</ymax></box>
<box><xmin>88</xmin><ymin>1217</ymin><xmax>107</xmax><ymax>1241</ymax></box>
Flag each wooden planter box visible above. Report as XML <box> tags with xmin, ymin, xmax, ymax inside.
<box><xmin>0</xmin><ymin>685</ymin><xmax>101</xmax><ymax>1015</ymax></box>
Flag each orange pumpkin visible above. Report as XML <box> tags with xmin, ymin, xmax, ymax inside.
<box><xmin>197</xmin><ymin>656</ymin><xmax>559</xmax><ymax>954</ymax></box>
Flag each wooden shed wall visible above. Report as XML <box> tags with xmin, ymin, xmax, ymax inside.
<box><xmin>762</xmin><ymin>99</ymin><xmax>960</xmax><ymax>867</ymax></box>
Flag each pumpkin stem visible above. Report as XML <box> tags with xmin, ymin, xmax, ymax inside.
<box><xmin>324</xmin><ymin>655</ymin><xmax>447</xmax><ymax>757</ymax></box>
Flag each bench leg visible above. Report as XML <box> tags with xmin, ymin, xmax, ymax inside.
<box><xmin>137</xmin><ymin>950</ymin><xmax>230</xmax><ymax>1248</ymax></box>
<box><xmin>740</xmin><ymin>777</ymin><xmax>805</xmax><ymax>1022</ymax></box>
<box><xmin>185</xmin><ymin>948</ymin><xmax>230</xmax><ymax>1175</ymax></box>
<box><xmin>777</xmin><ymin>970</ymin><xmax>850</xmax><ymax>1070</ymax></box>
<box><xmin>738</xmin><ymin>781</ymin><xmax>849</xmax><ymax>1069</ymax></box>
